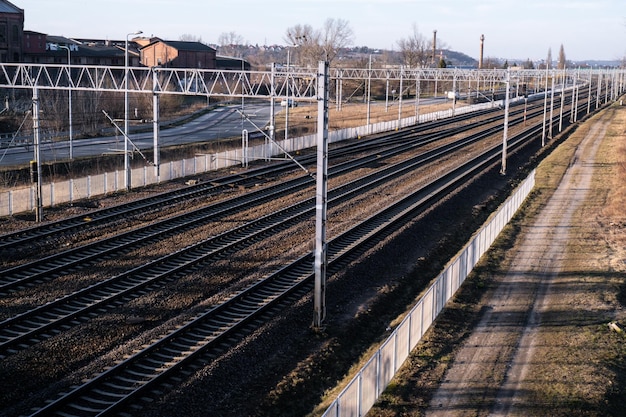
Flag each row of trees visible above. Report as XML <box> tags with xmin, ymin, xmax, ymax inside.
<box><xmin>280</xmin><ymin>20</ymin><xmax>448</xmax><ymax>68</ymax></box>
<box><xmin>186</xmin><ymin>20</ymin><xmax>449</xmax><ymax>68</ymax></box>
<box><xmin>283</xmin><ymin>19</ymin><xmax>354</xmax><ymax>66</ymax></box>
<box><xmin>548</xmin><ymin>44</ymin><xmax>569</xmax><ymax>70</ymax></box>
<box><xmin>201</xmin><ymin>20</ymin><xmax>582</xmax><ymax>72</ymax></box>
<box><xmin>483</xmin><ymin>44</ymin><xmax>568</xmax><ymax>71</ymax></box>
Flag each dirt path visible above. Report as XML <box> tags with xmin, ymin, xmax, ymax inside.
<box><xmin>426</xmin><ymin>115</ymin><xmax>614</xmax><ymax>416</ymax></box>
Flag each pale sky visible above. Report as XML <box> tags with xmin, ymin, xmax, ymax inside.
<box><xmin>15</xmin><ymin>0</ymin><xmax>626</xmax><ymax>62</ymax></box>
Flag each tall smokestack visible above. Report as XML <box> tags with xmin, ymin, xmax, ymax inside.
<box><xmin>432</xmin><ymin>30</ymin><xmax>437</xmax><ymax>65</ymax></box>
<box><xmin>479</xmin><ymin>34</ymin><xmax>485</xmax><ymax>69</ymax></box>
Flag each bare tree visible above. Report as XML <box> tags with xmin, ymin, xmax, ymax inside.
<box><xmin>284</xmin><ymin>18</ymin><xmax>353</xmax><ymax>65</ymax></box>
<box><xmin>217</xmin><ymin>31</ymin><xmax>246</xmax><ymax>57</ymax></box>
<box><xmin>284</xmin><ymin>24</ymin><xmax>316</xmax><ymax>45</ymax></box>
<box><xmin>218</xmin><ymin>31</ymin><xmax>244</xmax><ymax>46</ymax></box>
<box><xmin>284</xmin><ymin>24</ymin><xmax>318</xmax><ymax>66</ymax></box>
<box><xmin>546</xmin><ymin>47</ymin><xmax>552</xmax><ymax>70</ymax></box>
<box><xmin>319</xmin><ymin>18</ymin><xmax>354</xmax><ymax>62</ymax></box>
<box><xmin>558</xmin><ymin>44</ymin><xmax>567</xmax><ymax>69</ymax></box>
<box><xmin>396</xmin><ymin>24</ymin><xmax>433</xmax><ymax>68</ymax></box>
<box><xmin>179</xmin><ymin>34</ymin><xmax>203</xmax><ymax>43</ymax></box>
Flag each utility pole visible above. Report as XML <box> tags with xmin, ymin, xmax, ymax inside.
<box><xmin>152</xmin><ymin>68</ymin><xmax>160</xmax><ymax>180</ymax></box>
<box><xmin>587</xmin><ymin>71</ymin><xmax>593</xmax><ymax>115</ymax></box>
<box><xmin>541</xmin><ymin>64</ymin><xmax>548</xmax><ymax>146</ymax></box>
<box><xmin>479</xmin><ymin>34</ymin><xmax>485</xmax><ymax>69</ymax></box>
<box><xmin>125</xmin><ymin>30</ymin><xmax>142</xmax><ymax>191</ymax></box>
<box><xmin>269</xmin><ymin>63</ymin><xmax>276</xmax><ymax>161</ymax></box>
<box><xmin>397</xmin><ymin>66</ymin><xmax>404</xmax><ymax>128</ymax></box>
<box><xmin>432</xmin><ymin>30</ymin><xmax>437</xmax><ymax>66</ymax></box>
<box><xmin>558</xmin><ymin>69</ymin><xmax>565</xmax><ymax>132</ymax></box>
<box><xmin>366</xmin><ymin>55</ymin><xmax>372</xmax><ymax>130</ymax></box>
<box><xmin>313</xmin><ymin>60</ymin><xmax>329</xmax><ymax>329</ymax></box>
<box><xmin>32</xmin><ymin>87</ymin><xmax>43</xmax><ymax>222</ymax></box>
<box><xmin>500</xmin><ymin>69</ymin><xmax>510</xmax><ymax>175</ymax></box>
<box><xmin>549</xmin><ymin>71</ymin><xmax>555</xmax><ymax>138</ymax></box>
<box><xmin>57</xmin><ymin>44</ymin><xmax>73</xmax><ymax>159</ymax></box>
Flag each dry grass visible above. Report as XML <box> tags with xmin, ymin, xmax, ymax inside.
<box><xmin>275</xmin><ymin>100</ymin><xmax>459</xmax><ymax>138</ymax></box>
<box><xmin>602</xmin><ymin>109</ymin><xmax>626</xmax><ymax>220</ymax></box>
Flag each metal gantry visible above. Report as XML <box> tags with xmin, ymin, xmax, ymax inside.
<box><xmin>0</xmin><ymin>62</ymin><xmax>593</xmax><ymax>97</ymax></box>
<box><xmin>1</xmin><ymin>63</ymin><xmax>620</xmax><ymax>113</ymax></box>
<box><xmin>1</xmin><ymin>62</ymin><xmax>623</xmax><ymax>327</ymax></box>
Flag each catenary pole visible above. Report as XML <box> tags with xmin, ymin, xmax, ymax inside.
<box><xmin>152</xmin><ymin>68</ymin><xmax>160</xmax><ymax>180</ymax></box>
<box><xmin>57</xmin><ymin>45</ymin><xmax>73</xmax><ymax>159</ymax></box>
<box><xmin>125</xmin><ymin>30</ymin><xmax>142</xmax><ymax>191</ymax></box>
<box><xmin>587</xmin><ymin>70</ymin><xmax>593</xmax><ymax>114</ymax></box>
<box><xmin>32</xmin><ymin>87</ymin><xmax>43</xmax><ymax>222</ymax></box>
<box><xmin>541</xmin><ymin>64</ymin><xmax>548</xmax><ymax>146</ymax></box>
<box><xmin>500</xmin><ymin>69</ymin><xmax>510</xmax><ymax>175</ymax></box>
<box><xmin>269</xmin><ymin>63</ymin><xmax>276</xmax><ymax>162</ymax></box>
<box><xmin>558</xmin><ymin>69</ymin><xmax>565</xmax><ymax>132</ymax></box>
<box><xmin>313</xmin><ymin>60</ymin><xmax>329</xmax><ymax>328</ymax></box>
<box><xmin>549</xmin><ymin>71</ymin><xmax>555</xmax><ymax>138</ymax></box>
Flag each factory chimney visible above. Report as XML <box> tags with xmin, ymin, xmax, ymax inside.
<box><xmin>479</xmin><ymin>34</ymin><xmax>485</xmax><ymax>69</ymax></box>
<box><xmin>432</xmin><ymin>30</ymin><xmax>437</xmax><ymax>65</ymax></box>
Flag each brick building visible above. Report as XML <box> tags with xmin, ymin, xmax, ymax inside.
<box><xmin>0</xmin><ymin>0</ymin><xmax>23</xmax><ymax>62</ymax></box>
<box><xmin>23</xmin><ymin>30</ymin><xmax>45</xmax><ymax>56</ymax></box>
<box><xmin>1</xmin><ymin>1</ymin><xmax>238</xmax><ymax>70</ymax></box>
<box><xmin>140</xmin><ymin>39</ymin><xmax>216</xmax><ymax>69</ymax></box>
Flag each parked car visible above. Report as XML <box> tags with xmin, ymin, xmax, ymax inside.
<box><xmin>280</xmin><ymin>99</ymin><xmax>298</xmax><ymax>107</ymax></box>
<box><xmin>446</xmin><ymin>90</ymin><xmax>459</xmax><ymax>100</ymax></box>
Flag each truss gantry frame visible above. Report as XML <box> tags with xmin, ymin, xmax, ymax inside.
<box><xmin>0</xmin><ymin>63</ymin><xmax>618</xmax><ymax>100</ymax></box>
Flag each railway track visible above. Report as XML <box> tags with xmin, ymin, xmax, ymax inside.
<box><xmin>0</xmin><ymin>99</ymin><xmax>554</xmax><ymax>292</ymax></box>
<box><xmin>0</xmin><ymin>91</ymin><xmax>587</xmax><ymax>355</ymax></box>
<box><xmin>0</xmin><ymin>101</ymin><xmax>535</xmax><ymax>256</ymax></box>
<box><xmin>25</xmin><ymin>120</ymin><xmax>546</xmax><ymax>417</ymax></box>
<box><xmin>0</xmin><ymin>104</ymin><xmax>531</xmax><ymax>355</ymax></box>
<box><xmin>0</xmin><ymin>112</ymin><xmax>504</xmax><ymax>291</ymax></box>
<box><xmin>1</xmin><ymin>93</ymin><xmax>568</xmax><ymax>295</ymax></box>
<box><xmin>2</xmin><ymin>86</ymin><xmax>601</xmax><ymax>416</ymax></box>
<box><xmin>0</xmin><ymin>110</ymin><xmax>466</xmax><ymax>253</ymax></box>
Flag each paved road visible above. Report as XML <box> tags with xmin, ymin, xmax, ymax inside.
<box><xmin>0</xmin><ymin>102</ymin><xmax>275</xmax><ymax>167</ymax></box>
<box><xmin>0</xmin><ymin>96</ymin><xmax>448</xmax><ymax>167</ymax></box>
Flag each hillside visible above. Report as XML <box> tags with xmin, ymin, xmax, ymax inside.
<box><xmin>218</xmin><ymin>43</ymin><xmax>479</xmax><ymax>69</ymax></box>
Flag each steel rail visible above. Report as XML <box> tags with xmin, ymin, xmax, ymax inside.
<box><xmin>3</xmin><ymin>88</ymin><xmax>563</xmax><ymax>256</ymax></box>
<box><xmin>0</xmin><ymin>165</ymin><xmax>287</xmax><ymax>252</ymax></box>
<box><xmin>17</xmin><ymin>88</ymin><xmax>596</xmax><ymax>411</ymax></box>
<box><xmin>0</xmin><ymin>105</ymin><xmax>497</xmax><ymax>254</ymax></box>
<box><xmin>0</xmin><ymin>121</ymin><xmax>462</xmax><ymax>288</ymax></box>
<box><xmin>0</xmin><ymin>106</ymin><xmax>522</xmax><ymax>355</ymax></box>
<box><xmin>26</xmin><ymin>118</ymin><xmax>546</xmax><ymax>417</ymax></box>
<box><xmin>0</xmin><ymin>97</ymin><xmax>552</xmax><ymax>294</ymax></box>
